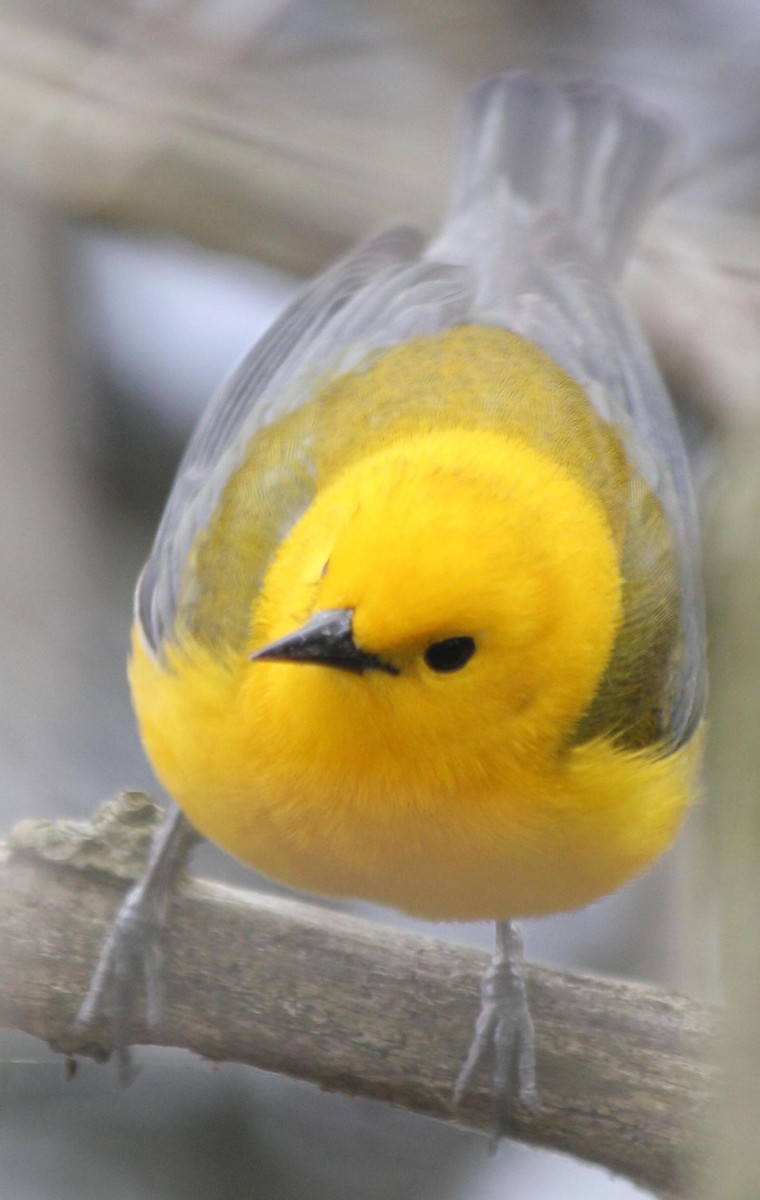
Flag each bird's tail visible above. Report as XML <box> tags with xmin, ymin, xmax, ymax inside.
<box><xmin>443</xmin><ymin>73</ymin><xmax>676</xmax><ymax>277</ymax></box>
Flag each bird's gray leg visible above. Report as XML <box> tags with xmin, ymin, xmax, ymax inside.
<box><xmin>454</xmin><ymin>920</ymin><xmax>540</xmax><ymax>1134</ymax></box>
<box><xmin>72</xmin><ymin>807</ymin><xmax>201</xmax><ymax>1081</ymax></box>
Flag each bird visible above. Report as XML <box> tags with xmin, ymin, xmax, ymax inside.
<box><xmin>77</xmin><ymin>72</ymin><xmax>706</xmax><ymax>1127</ymax></box>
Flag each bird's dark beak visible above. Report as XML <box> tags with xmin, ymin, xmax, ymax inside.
<box><xmin>250</xmin><ymin>608</ymin><xmax>399</xmax><ymax>676</ymax></box>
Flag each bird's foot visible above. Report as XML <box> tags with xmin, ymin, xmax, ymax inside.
<box><xmin>453</xmin><ymin>921</ymin><xmax>541</xmax><ymax>1141</ymax></box>
<box><xmin>71</xmin><ymin>808</ymin><xmax>199</xmax><ymax>1081</ymax></box>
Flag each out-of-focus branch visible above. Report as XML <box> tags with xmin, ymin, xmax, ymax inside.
<box><xmin>0</xmin><ymin>14</ymin><xmax>439</xmax><ymax>274</ymax></box>
<box><xmin>2</xmin><ymin>794</ymin><xmax>714</xmax><ymax>1197</ymax></box>
<box><xmin>702</xmin><ymin>419</ymin><xmax>760</xmax><ymax>1199</ymax></box>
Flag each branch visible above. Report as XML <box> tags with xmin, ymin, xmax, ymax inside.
<box><xmin>0</xmin><ymin>14</ymin><xmax>429</xmax><ymax>273</ymax></box>
<box><xmin>702</xmin><ymin>419</ymin><xmax>760</xmax><ymax>1199</ymax></box>
<box><xmin>2</xmin><ymin>794</ymin><xmax>714</xmax><ymax>1196</ymax></box>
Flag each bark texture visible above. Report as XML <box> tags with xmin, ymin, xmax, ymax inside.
<box><xmin>1</xmin><ymin>794</ymin><xmax>715</xmax><ymax>1196</ymax></box>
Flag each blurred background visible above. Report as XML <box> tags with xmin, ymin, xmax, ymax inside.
<box><xmin>1</xmin><ymin>1</ymin><xmax>759</xmax><ymax>1197</ymax></box>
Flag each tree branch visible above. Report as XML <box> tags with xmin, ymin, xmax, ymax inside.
<box><xmin>0</xmin><ymin>14</ymin><xmax>429</xmax><ymax>273</ymax></box>
<box><xmin>1</xmin><ymin>793</ymin><xmax>714</xmax><ymax>1196</ymax></box>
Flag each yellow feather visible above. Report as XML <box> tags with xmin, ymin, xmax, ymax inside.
<box><xmin>130</xmin><ymin>328</ymin><xmax>701</xmax><ymax>922</ymax></box>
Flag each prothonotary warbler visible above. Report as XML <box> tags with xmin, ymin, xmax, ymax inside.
<box><xmin>82</xmin><ymin>72</ymin><xmax>707</xmax><ymax>1123</ymax></box>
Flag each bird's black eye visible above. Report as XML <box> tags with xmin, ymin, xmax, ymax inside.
<box><xmin>424</xmin><ymin>637</ymin><xmax>476</xmax><ymax>673</ymax></box>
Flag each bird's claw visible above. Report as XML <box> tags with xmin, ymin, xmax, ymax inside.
<box><xmin>71</xmin><ymin>808</ymin><xmax>198</xmax><ymax>1081</ymax></box>
<box><xmin>453</xmin><ymin>921</ymin><xmax>541</xmax><ymax>1140</ymax></box>
<box><xmin>72</xmin><ymin>876</ymin><xmax>167</xmax><ymax>1081</ymax></box>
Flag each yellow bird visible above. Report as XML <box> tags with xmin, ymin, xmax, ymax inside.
<box><xmin>99</xmin><ymin>74</ymin><xmax>707</xmax><ymax>1115</ymax></box>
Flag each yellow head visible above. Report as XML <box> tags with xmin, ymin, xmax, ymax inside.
<box><xmin>247</xmin><ymin>427</ymin><xmax>623</xmax><ymax>798</ymax></box>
